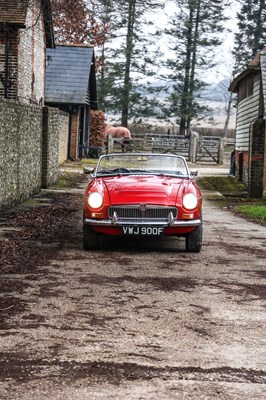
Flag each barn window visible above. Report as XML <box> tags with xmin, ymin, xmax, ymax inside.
<box><xmin>238</xmin><ymin>74</ymin><xmax>254</xmax><ymax>102</ymax></box>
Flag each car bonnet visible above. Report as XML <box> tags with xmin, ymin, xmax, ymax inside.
<box><xmin>103</xmin><ymin>175</ymin><xmax>185</xmax><ymax>205</ymax></box>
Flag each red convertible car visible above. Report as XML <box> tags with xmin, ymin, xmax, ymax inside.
<box><xmin>83</xmin><ymin>153</ymin><xmax>202</xmax><ymax>252</ymax></box>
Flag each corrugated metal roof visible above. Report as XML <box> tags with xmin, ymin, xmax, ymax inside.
<box><xmin>0</xmin><ymin>0</ymin><xmax>29</xmax><ymax>25</ymax></box>
<box><xmin>45</xmin><ymin>45</ymin><xmax>95</xmax><ymax>105</ymax></box>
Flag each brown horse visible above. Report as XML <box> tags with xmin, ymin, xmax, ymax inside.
<box><xmin>104</xmin><ymin>125</ymin><xmax>132</xmax><ymax>152</ymax></box>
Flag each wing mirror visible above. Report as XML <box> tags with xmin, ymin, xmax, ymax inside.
<box><xmin>190</xmin><ymin>170</ymin><xmax>198</xmax><ymax>179</ymax></box>
<box><xmin>83</xmin><ymin>166</ymin><xmax>95</xmax><ymax>175</ymax></box>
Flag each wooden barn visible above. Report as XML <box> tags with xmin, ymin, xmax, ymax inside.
<box><xmin>229</xmin><ymin>49</ymin><xmax>266</xmax><ymax>198</ymax></box>
<box><xmin>45</xmin><ymin>44</ymin><xmax>98</xmax><ymax>160</ymax></box>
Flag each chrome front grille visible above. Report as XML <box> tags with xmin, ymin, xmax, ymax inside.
<box><xmin>108</xmin><ymin>206</ymin><xmax>177</xmax><ymax>220</ymax></box>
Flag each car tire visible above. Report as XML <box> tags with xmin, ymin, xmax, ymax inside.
<box><xmin>83</xmin><ymin>224</ymin><xmax>100</xmax><ymax>250</ymax></box>
<box><xmin>185</xmin><ymin>223</ymin><xmax>202</xmax><ymax>253</ymax></box>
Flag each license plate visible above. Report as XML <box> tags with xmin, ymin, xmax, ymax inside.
<box><xmin>122</xmin><ymin>226</ymin><xmax>164</xmax><ymax>236</ymax></box>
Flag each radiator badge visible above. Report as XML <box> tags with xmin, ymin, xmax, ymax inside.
<box><xmin>139</xmin><ymin>204</ymin><xmax>147</xmax><ymax>212</ymax></box>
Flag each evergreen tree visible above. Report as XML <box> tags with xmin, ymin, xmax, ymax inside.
<box><xmin>95</xmin><ymin>0</ymin><xmax>163</xmax><ymax>127</ymax></box>
<box><xmin>164</xmin><ymin>0</ymin><xmax>229</xmax><ymax>134</ymax></box>
<box><xmin>233</xmin><ymin>0</ymin><xmax>266</xmax><ymax>74</ymax></box>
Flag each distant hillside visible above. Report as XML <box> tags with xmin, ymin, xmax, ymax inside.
<box><xmin>137</xmin><ymin>78</ymin><xmax>236</xmax><ymax>129</ymax></box>
<box><xmin>200</xmin><ymin>78</ymin><xmax>231</xmax><ymax>102</ymax></box>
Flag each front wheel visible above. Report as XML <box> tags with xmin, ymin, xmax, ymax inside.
<box><xmin>185</xmin><ymin>224</ymin><xmax>202</xmax><ymax>253</ymax></box>
<box><xmin>83</xmin><ymin>224</ymin><xmax>100</xmax><ymax>250</ymax></box>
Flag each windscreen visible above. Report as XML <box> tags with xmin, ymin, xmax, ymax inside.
<box><xmin>96</xmin><ymin>154</ymin><xmax>189</xmax><ymax>177</ymax></box>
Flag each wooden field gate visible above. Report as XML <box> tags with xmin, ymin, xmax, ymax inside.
<box><xmin>196</xmin><ymin>136</ymin><xmax>221</xmax><ymax>164</ymax></box>
<box><xmin>106</xmin><ymin>133</ymin><xmax>224</xmax><ymax>164</ymax></box>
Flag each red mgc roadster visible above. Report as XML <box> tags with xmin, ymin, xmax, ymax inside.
<box><xmin>83</xmin><ymin>153</ymin><xmax>203</xmax><ymax>252</ymax></box>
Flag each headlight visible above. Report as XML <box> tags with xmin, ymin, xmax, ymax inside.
<box><xmin>88</xmin><ymin>192</ymin><xmax>103</xmax><ymax>209</ymax></box>
<box><xmin>183</xmin><ymin>193</ymin><xmax>198</xmax><ymax>210</ymax></box>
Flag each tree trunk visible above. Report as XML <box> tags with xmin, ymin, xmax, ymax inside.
<box><xmin>186</xmin><ymin>0</ymin><xmax>201</xmax><ymax>131</ymax></box>
<box><xmin>224</xmin><ymin>91</ymin><xmax>233</xmax><ymax>138</ymax></box>
<box><xmin>121</xmin><ymin>0</ymin><xmax>136</xmax><ymax>127</ymax></box>
<box><xmin>179</xmin><ymin>5</ymin><xmax>193</xmax><ymax>135</ymax></box>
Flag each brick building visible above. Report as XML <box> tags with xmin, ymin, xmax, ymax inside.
<box><xmin>229</xmin><ymin>50</ymin><xmax>266</xmax><ymax>198</ymax></box>
<box><xmin>0</xmin><ymin>0</ymin><xmax>54</xmax><ymax>104</ymax></box>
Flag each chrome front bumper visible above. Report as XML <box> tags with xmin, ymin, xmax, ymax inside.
<box><xmin>84</xmin><ymin>218</ymin><xmax>201</xmax><ymax>228</ymax></box>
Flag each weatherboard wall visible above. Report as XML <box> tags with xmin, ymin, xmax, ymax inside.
<box><xmin>235</xmin><ymin>73</ymin><xmax>261</xmax><ymax>153</ymax></box>
<box><xmin>234</xmin><ymin>73</ymin><xmax>261</xmax><ymax>187</ymax></box>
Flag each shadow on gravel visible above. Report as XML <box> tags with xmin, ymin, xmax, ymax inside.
<box><xmin>0</xmin><ymin>357</ymin><xmax>265</xmax><ymax>385</ymax></box>
<box><xmin>79</xmin><ymin>274</ymin><xmax>197</xmax><ymax>292</ymax></box>
<box><xmin>0</xmin><ymin>192</ymin><xmax>82</xmax><ymax>327</ymax></box>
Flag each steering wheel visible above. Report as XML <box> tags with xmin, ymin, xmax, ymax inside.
<box><xmin>112</xmin><ymin>168</ymin><xmax>131</xmax><ymax>174</ymax></box>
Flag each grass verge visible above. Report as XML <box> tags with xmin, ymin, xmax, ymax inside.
<box><xmin>197</xmin><ymin>176</ymin><xmax>266</xmax><ymax>227</ymax></box>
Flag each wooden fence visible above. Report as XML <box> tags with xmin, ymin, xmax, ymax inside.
<box><xmin>105</xmin><ymin>133</ymin><xmax>235</xmax><ymax>165</ymax></box>
<box><xmin>107</xmin><ymin>133</ymin><xmax>190</xmax><ymax>160</ymax></box>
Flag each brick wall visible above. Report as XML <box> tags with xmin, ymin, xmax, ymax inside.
<box><xmin>235</xmin><ymin>151</ymin><xmax>249</xmax><ymax>185</ymax></box>
<box><xmin>0</xmin><ymin>98</ymin><xmax>67</xmax><ymax>210</ymax></box>
<box><xmin>18</xmin><ymin>0</ymin><xmax>46</xmax><ymax>104</ymax></box>
<box><xmin>236</xmin><ymin>119</ymin><xmax>266</xmax><ymax>198</ymax></box>
<box><xmin>249</xmin><ymin>118</ymin><xmax>265</xmax><ymax>198</ymax></box>
<box><xmin>69</xmin><ymin>110</ymin><xmax>80</xmax><ymax>160</ymax></box>
<box><xmin>0</xmin><ymin>27</ymin><xmax>19</xmax><ymax>99</ymax></box>
<box><xmin>0</xmin><ymin>0</ymin><xmax>46</xmax><ymax>104</ymax></box>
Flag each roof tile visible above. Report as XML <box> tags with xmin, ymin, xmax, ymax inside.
<box><xmin>45</xmin><ymin>45</ymin><xmax>95</xmax><ymax>105</ymax></box>
<box><xmin>0</xmin><ymin>0</ymin><xmax>29</xmax><ymax>25</ymax></box>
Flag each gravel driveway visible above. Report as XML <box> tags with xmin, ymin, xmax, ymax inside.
<box><xmin>0</xmin><ymin>174</ymin><xmax>265</xmax><ymax>399</ymax></box>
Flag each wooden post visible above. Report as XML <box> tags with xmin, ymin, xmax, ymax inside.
<box><xmin>219</xmin><ymin>138</ymin><xmax>224</xmax><ymax>165</ymax></box>
<box><xmin>107</xmin><ymin>133</ymin><xmax>113</xmax><ymax>154</ymax></box>
<box><xmin>190</xmin><ymin>135</ymin><xmax>197</xmax><ymax>163</ymax></box>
